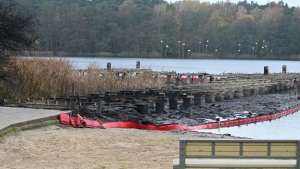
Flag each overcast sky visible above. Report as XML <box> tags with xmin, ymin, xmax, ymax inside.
<box><xmin>167</xmin><ymin>0</ymin><xmax>300</xmax><ymax>7</ymax></box>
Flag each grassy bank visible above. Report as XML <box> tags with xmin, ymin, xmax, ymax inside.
<box><xmin>0</xmin><ymin>57</ymin><xmax>165</xmax><ymax>102</ymax></box>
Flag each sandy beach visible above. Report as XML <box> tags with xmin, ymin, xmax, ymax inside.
<box><xmin>0</xmin><ymin>125</ymin><xmax>246</xmax><ymax>169</ymax></box>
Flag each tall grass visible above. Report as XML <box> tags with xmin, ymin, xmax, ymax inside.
<box><xmin>1</xmin><ymin>57</ymin><xmax>165</xmax><ymax>102</ymax></box>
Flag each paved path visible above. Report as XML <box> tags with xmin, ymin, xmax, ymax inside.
<box><xmin>0</xmin><ymin>107</ymin><xmax>68</xmax><ymax>134</ymax></box>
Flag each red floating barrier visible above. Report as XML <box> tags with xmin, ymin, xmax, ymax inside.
<box><xmin>180</xmin><ymin>77</ymin><xmax>187</xmax><ymax>82</ymax></box>
<box><xmin>82</xmin><ymin>119</ymin><xmax>94</xmax><ymax>128</ymax></box>
<box><xmin>59</xmin><ymin>106</ymin><xmax>300</xmax><ymax>131</ymax></box>
<box><xmin>249</xmin><ymin>118</ymin><xmax>255</xmax><ymax>123</ymax></box>
<box><xmin>74</xmin><ymin>114</ymin><xmax>83</xmax><ymax>128</ymax></box>
<box><xmin>220</xmin><ymin>121</ymin><xmax>229</xmax><ymax>127</ymax></box>
<box><xmin>59</xmin><ymin>113</ymin><xmax>70</xmax><ymax>125</ymax></box>
<box><xmin>69</xmin><ymin>117</ymin><xmax>76</xmax><ymax>127</ymax></box>
<box><xmin>240</xmin><ymin>119</ymin><xmax>247</xmax><ymax>124</ymax></box>
<box><xmin>227</xmin><ymin>120</ymin><xmax>234</xmax><ymax>126</ymax></box>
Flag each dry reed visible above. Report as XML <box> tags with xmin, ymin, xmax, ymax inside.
<box><xmin>1</xmin><ymin>57</ymin><xmax>165</xmax><ymax>102</ymax></box>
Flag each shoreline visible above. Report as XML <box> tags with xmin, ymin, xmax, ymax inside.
<box><xmin>0</xmin><ymin>125</ymin><xmax>247</xmax><ymax>169</ymax></box>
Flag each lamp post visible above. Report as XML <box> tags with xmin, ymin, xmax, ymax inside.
<box><xmin>252</xmin><ymin>47</ymin><xmax>254</xmax><ymax>55</ymax></box>
<box><xmin>160</xmin><ymin>40</ymin><xmax>163</xmax><ymax>57</ymax></box>
<box><xmin>178</xmin><ymin>40</ymin><xmax>180</xmax><ymax>58</ymax></box>
<box><xmin>255</xmin><ymin>42</ymin><xmax>258</xmax><ymax>55</ymax></box>
<box><xmin>206</xmin><ymin>40</ymin><xmax>209</xmax><ymax>53</ymax></box>
<box><xmin>238</xmin><ymin>43</ymin><xmax>241</xmax><ymax>56</ymax></box>
<box><xmin>271</xmin><ymin>49</ymin><xmax>273</xmax><ymax>57</ymax></box>
<box><xmin>182</xmin><ymin>43</ymin><xmax>185</xmax><ymax>58</ymax></box>
<box><xmin>165</xmin><ymin>45</ymin><xmax>168</xmax><ymax>58</ymax></box>
<box><xmin>265</xmin><ymin>45</ymin><xmax>268</xmax><ymax>56</ymax></box>
<box><xmin>199</xmin><ymin>41</ymin><xmax>201</xmax><ymax>53</ymax></box>
<box><xmin>188</xmin><ymin>49</ymin><xmax>190</xmax><ymax>57</ymax></box>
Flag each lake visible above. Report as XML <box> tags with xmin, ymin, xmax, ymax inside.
<box><xmin>64</xmin><ymin>57</ymin><xmax>300</xmax><ymax>139</ymax></box>
<box><xmin>66</xmin><ymin>57</ymin><xmax>300</xmax><ymax>74</ymax></box>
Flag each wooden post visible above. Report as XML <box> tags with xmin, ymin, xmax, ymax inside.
<box><xmin>198</xmin><ymin>75</ymin><xmax>203</xmax><ymax>83</ymax></box>
<box><xmin>282</xmin><ymin>65</ymin><xmax>286</xmax><ymax>73</ymax></box>
<box><xmin>156</xmin><ymin>100</ymin><xmax>165</xmax><ymax>114</ymax></box>
<box><xmin>175</xmin><ymin>75</ymin><xmax>179</xmax><ymax>86</ymax></box>
<box><xmin>136</xmin><ymin>61</ymin><xmax>140</xmax><ymax>69</ymax></box>
<box><xmin>183</xmin><ymin>98</ymin><xmax>190</xmax><ymax>109</ymax></box>
<box><xmin>107</xmin><ymin>62</ymin><xmax>111</xmax><ymax>71</ymax></box>
<box><xmin>264</xmin><ymin>66</ymin><xmax>268</xmax><ymax>75</ymax></box>
<box><xmin>169</xmin><ymin>97</ymin><xmax>178</xmax><ymax>110</ymax></box>
<box><xmin>167</xmin><ymin>74</ymin><xmax>171</xmax><ymax>85</ymax></box>
<box><xmin>187</xmin><ymin>75</ymin><xmax>191</xmax><ymax>84</ymax></box>
<box><xmin>71</xmin><ymin>82</ymin><xmax>74</xmax><ymax>110</ymax></box>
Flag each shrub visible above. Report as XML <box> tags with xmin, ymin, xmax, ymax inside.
<box><xmin>1</xmin><ymin>57</ymin><xmax>165</xmax><ymax>102</ymax></box>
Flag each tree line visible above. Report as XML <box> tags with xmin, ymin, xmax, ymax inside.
<box><xmin>15</xmin><ymin>0</ymin><xmax>300</xmax><ymax>59</ymax></box>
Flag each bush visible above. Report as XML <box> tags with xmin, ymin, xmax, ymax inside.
<box><xmin>1</xmin><ymin>57</ymin><xmax>165</xmax><ymax>102</ymax></box>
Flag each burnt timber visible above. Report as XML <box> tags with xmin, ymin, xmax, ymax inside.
<box><xmin>3</xmin><ymin>70</ymin><xmax>300</xmax><ymax>126</ymax></box>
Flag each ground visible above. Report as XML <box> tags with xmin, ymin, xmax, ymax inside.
<box><xmin>0</xmin><ymin>125</ymin><xmax>245</xmax><ymax>169</ymax></box>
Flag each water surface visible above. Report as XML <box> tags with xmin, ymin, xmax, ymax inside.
<box><xmin>198</xmin><ymin>111</ymin><xmax>300</xmax><ymax>139</ymax></box>
<box><xmin>66</xmin><ymin>57</ymin><xmax>300</xmax><ymax>74</ymax></box>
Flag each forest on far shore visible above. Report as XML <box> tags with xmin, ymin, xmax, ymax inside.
<box><xmin>13</xmin><ymin>0</ymin><xmax>300</xmax><ymax>59</ymax></box>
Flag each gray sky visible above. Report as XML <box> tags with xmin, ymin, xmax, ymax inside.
<box><xmin>167</xmin><ymin>0</ymin><xmax>300</xmax><ymax>7</ymax></box>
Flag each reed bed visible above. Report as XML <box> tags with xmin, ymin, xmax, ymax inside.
<box><xmin>1</xmin><ymin>57</ymin><xmax>165</xmax><ymax>102</ymax></box>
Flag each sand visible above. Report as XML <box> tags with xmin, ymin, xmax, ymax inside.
<box><xmin>0</xmin><ymin>125</ymin><xmax>245</xmax><ymax>169</ymax></box>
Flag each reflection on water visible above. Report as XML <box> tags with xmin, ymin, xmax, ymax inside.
<box><xmin>197</xmin><ymin>111</ymin><xmax>300</xmax><ymax>139</ymax></box>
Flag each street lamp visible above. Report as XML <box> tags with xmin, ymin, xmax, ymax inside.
<box><xmin>255</xmin><ymin>42</ymin><xmax>258</xmax><ymax>55</ymax></box>
<box><xmin>265</xmin><ymin>45</ymin><xmax>268</xmax><ymax>56</ymax></box>
<box><xmin>160</xmin><ymin>40</ymin><xmax>163</xmax><ymax>57</ymax></box>
<box><xmin>206</xmin><ymin>40</ymin><xmax>209</xmax><ymax>53</ymax></box>
<box><xmin>199</xmin><ymin>41</ymin><xmax>201</xmax><ymax>53</ymax></box>
<box><xmin>271</xmin><ymin>49</ymin><xmax>273</xmax><ymax>56</ymax></box>
<box><xmin>178</xmin><ymin>40</ymin><xmax>180</xmax><ymax>58</ymax></box>
<box><xmin>252</xmin><ymin>47</ymin><xmax>254</xmax><ymax>55</ymax></box>
<box><xmin>188</xmin><ymin>49</ymin><xmax>190</xmax><ymax>57</ymax></box>
<box><xmin>165</xmin><ymin>45</ymin><xmax>168</xmax><ymax>58</ymax></box>
<box><xmin>182</xmin><ymin>43</ymin><xmax>185</xmax><ymax>58</ymax></box>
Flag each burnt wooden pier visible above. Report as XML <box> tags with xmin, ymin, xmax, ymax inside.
<box><xmin>4</xmin><ymin>63</ymin><xmax>300</xmax><ymax>117</ymax></box>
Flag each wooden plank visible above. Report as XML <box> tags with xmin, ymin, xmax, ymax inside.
<box><xmin>271</xmin><ymin>142</ymin><xmax>297</xmax><ymax>146</ymax></box>
<box><xmin>215</xmin><ymin>146</ymin><xmax>239</xmax><ymax>152</ymax></box>
<box><xmin>271</xmin><ymin>151</ymin><xmax>297</xmax><ymax>157</ymax></box>
<box><xmin>215</xmin><ymin>152</ymin><xmax>240</xmax><ymax>156</ymax></box>
<box><xmin>186</xmin><ymin>145</ymin><xmax>212</xmax><ymax>152</ymax></box>
<box><xmin>243</xmin><ymin>142</ymin><xmax>268</xmax><ymax>146</ymax></box>
<box><xmin>186</xmin><ymin>151</ymin><xmax>212</xmax><ymax>156</ymax></box>
<box><xmin>271</xmin><ymin>145</ymin><xmax>297</xmax><ymax>152</ymax></box>
<box><xmin>243</xmin><ymin>152</ymin><xmax>268</xmax><ymax>156</ymax></box>
<box><xmin>243</xmin><ymin>146</ymin><xmax>268</xmax><ymax>152</ymax></box>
